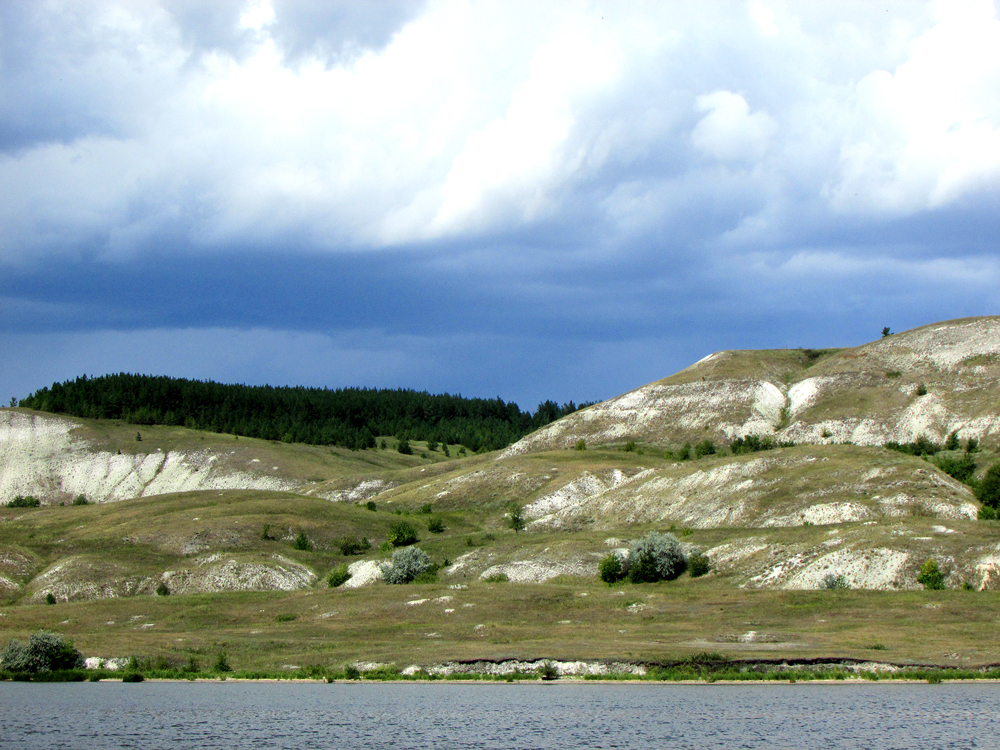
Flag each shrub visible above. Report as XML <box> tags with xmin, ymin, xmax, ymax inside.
<box><xmin>155</xmin><ymin>581</ymin><xmax>170</xmax><ymax>596</ymax></box>
<box><xmin>966</xmin><ymin>438</ymin><xmax>979</xmax><ymax>454</ymax></box>
<box><xmin>427</xmin><ymin>518</ymin><xmax>445</xmax><ymax>534</ymax></box>
<box><xmin>344</xmin><ymin>664</ymin><xmax>361</xmax><ymax>680</ymax></box>
<box><xmin>977</xmin><ymin>464</ymin><xmax>1000</xmax><ymax>509</ymax></box>
<box><xmin>506</xmin><ymin>502</ymin><xmax>526</xmax><ymax>533</ymax></box>
<box><xmin>936</xmin><ymin>454</ymin><xmax>977</xmax><ymax>485</ymax></box>
<box><xmin>979</xmin><ymin>505</ymin><xmax>996</xmax><ymax>520</ymax></box>
<box><xmin>917</xmin><ymin>559</ymin><xmax>946</xmax><ymax>590</ymax></box>
<box><xmin>386</xmin><ymin>520</ymin><xmax>418</xmax><ymax>547</ymax></box>
<box><xmin>7</xmin><ymin>496</ymin><xmax>40</xmax><ymax>508</ymax></box>
<box><xmin>397</xmin><ymin>439</ymin><xmax>412</xmax><ymax>455</ymax></box>
<box><xmin>598</xmin><ymin>552</ymin><xmax>625</xmax><ymax>584</ymax></box>
<box><xmin>293</xmin><ymin>531</ymin><xmax>312</xmax><ymax>551</ymax></box>
<box><xmin>366</xmin><ymin>501</ymin><xmax>377</xmax><ymax>511</ymax></box>
<box><xmin>338</xmin><ymin>536</ymin><xmax>370</xmax><ymax>555</ymax></box>
<box><xmin>688</xmin><ymin>552</ymin><xmax>711</xmax><ymax>578</ymax></box>
<box><xmin>537</xmin><ymin>661</ymin><xmax>559</xmax><ymax>680</ymax></box>
<box><xmin>675</xmin><ymin>443</ymin><xmax>692</xmax><ymax>461</ymax></box>
<box><xmin>621</xmin><ymin>440</ymin><xmax>637</xmax><ymax>452</ymax></box>
<box><xmin>916</xmin><ymin>383</ymin><xmax>928</xmax><ymax>396</ymax></box>
<box><xmin>122</xmin><ymin>672</ymin><xmax>144</xmax><ymax>682</ymax></box>
<box><xmin>412</xmin><ymin>570</ymin><xmax>438</xmax><ymax>584</ymax></box>
<box><xmin>381</xmin><ymin>546</ymin><xmax>431</xmax><ymax>584</ymax></box>
<box><xmin>626</xmin><ymin>532</ymin><xmax>687</xmax><ymax>583</ymax></box>
<box><xmin>260</xmin><ymin>523</ymin><xmax>273</xmax><ymax>541</ymax></box>
<box><xmin>72</xmin><ymin>495</ymin><xmax>89</xmax><ymax>506</ymax></box>
<box><xmin>574</xmin><ymin>439</ymin><xmax>587</xmax><ymax>451</ymax></box>
<box><xmin>1</xmin><ymin>632</ymin><xmax>84</xmax><ymax>673</ymax></box>
<box><xmin>45</xmin><ymin>593</ymin><xmax>56</xmax><ymax>605</ymax></box>
<box><xmin>945</xmin><ymin>430</ymin><xmax>960</xmax><ymax>451</ymax></box>
<box><xmin>694</xmin><ymin>439</ymin><xmax>716</xmax><ymax>458</ymax></box>
<box><xmin>483</xmin><ymin>572</ymin><xmax>509</xmax><ymax>583</ymax></box>
<box><xmin>213</xmin><ymin>651</ymin><xmax>232</xmax><ymax>672</ymax></box>
<box><xmin>328</xmin><ymin>563</ymin><xmax>352</xmax><ymax>588</ymax></box>
<box><xmin>418</xmin><ymin>503</ymin><xmax>433</xmax><ymax>514</ymax></box>
<box><xmin>822</xmin><ymin>573</ymin><xmax>848</xmax><ymax>589</ymax></box>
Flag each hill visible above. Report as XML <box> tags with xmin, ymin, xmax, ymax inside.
<box><xmin>501</xmin><ymin>316</ymin><xmax>1000</xmax><ymax>456</ymax></box>
<box><xmin>3</xmin><ymin>316</ymin><xmax>1000</xmax><ymax>672</ymax></box>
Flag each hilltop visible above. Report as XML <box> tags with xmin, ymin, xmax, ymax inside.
<box><xmin>2</xmin><ymin>316</ymin><xmax>1000</xmax><ymax>672</ymax></box>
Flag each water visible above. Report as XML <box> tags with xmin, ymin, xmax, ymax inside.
<box><xmin>1</xmin><ymin>682</ymin><xmax>998</xmax><ymax>749</ymax></box>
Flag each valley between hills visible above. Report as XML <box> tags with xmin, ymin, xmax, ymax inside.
<box><xmin>3</xmin><ymin>316</ymin><xmax>1000</xmax><ymax>677</ymax></box>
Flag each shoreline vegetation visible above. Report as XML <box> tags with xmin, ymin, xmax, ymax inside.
<box><xmin>7</xmin><ymin>659</ymin><xmax>1000</xmax><ymax>685</ymax></box>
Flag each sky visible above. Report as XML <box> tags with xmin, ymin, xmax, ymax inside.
<box><xmin>2</xmin><ymin>0</ymin><xmax>999</xmax><ymax>410</ymax></box>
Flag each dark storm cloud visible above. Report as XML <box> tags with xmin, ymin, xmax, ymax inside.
<box><xmin>1</xmin><ymin>0</ymin><xmax>999</xmax><ymax>407</ymax></box>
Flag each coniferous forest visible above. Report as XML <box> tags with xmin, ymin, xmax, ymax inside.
<box><xmin>18</xmin><ymin>374</ymin><xmax>589</xmax><ymax>452</ymax></box>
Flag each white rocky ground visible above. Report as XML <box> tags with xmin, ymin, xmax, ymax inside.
<box><xmin>501</xmin><ymin>317</ymin><xmax>1000</xmax><ymax>456</ymax></box>
<box><xmin>0</xmin><ymin>411</ymin><xmax>296</xmax><ymax>505</ymax></box>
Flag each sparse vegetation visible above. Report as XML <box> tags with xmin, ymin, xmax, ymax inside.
<box><xmin>293</xmin><ymin>531</ymin><xmax>312</xmax><ymax>551</ymax></box>
<box><xmin>730</xmin><ymin>434</ymin><xmax>794</xmax><ymax>455</ymax></box>
<box><xmin>328</xmin><ymin>563</ymin><xmax>352</xmax><ymax>588</ymax></box>
<box><xmin>386</xmin><ymin>520</ymin><xmax>418</xmax><ymax>547</ymax></box>
<box><xmin>687</xmin><ymin>552</ymin><xmax>711</xmax><ymax>578</ymax></box>
<box><xmin>338</xmin><ymin>536</ymin><xmax>370</xmax><ymax>555</ymax></box>
<box><xmin>822</xmin><ymin>574</ymin><xmax>848</xmax><ymax>590</ymax></box>
<box><xmin>976</xmin><ymin>463</ymin><xmax>1000</xmax><ymax>509</ymax></box>
<box><xmin>694</xmin><ymin>439</ymin><xmax>716</xmax><ymax>458</ymax></box>
<box><xmin>506</xmin><ymin>502</ymin><xmax>526</xmax><ymax>533</ymax></box>
<box><xmin>598</xmin><ymin>552</ymin><xmax>625</xmax><ymax>584</ymax></box>
<box><xmin>7</xmin><ymin>495</ymin><xmax>41</xmax><ymax>508</ymax></box>
<box><xmin>917</xmin><ymin>559</ymin><xmax>946</xmax><ymax>590</ymax></box>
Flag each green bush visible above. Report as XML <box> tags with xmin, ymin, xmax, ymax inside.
<box><xmin>675</xmin><ymin>443</ymin><xmax>692</xmax><ymax>461</ymax></box>
<box><xmin>945</xmin><ymin>430</ymin><xmax>960</xmax><ymax>451</ymax></box>
<box><xmin>694</xmin><ymin>439</ymin><xmax>716</xmax><ymax>458</ymax></box>
<box><xmin>483</xmin><ymin>572</ymin><xmax>509</xmax><ymax>583</ymax></box>
<box><xmin>72</xmin><ymin>495</ymin><xmax>89</xmax><ymax>506</ymax></box>
<box><xmin>427</xmin><ymin>518</ymin><xmax>445</xmax><ymax>534</ymax></box>
<box><xmin>537</xmin><ymin>661</ymin><xmax>559</xmax><ymax>680</ymax></box>
<box><xmin>625</xmin><ymin>532</ymin><xmax>687</xmax><ymax>583</ymax></box>
<box><xmin>381</xmin><ymin>546</ymin><xmax>431</xmax><ymax>584</ymax></box>
<box><xmin>916</xmin><ymin>383</ymin><xmax>928</xmax><ymax>396</ymax></box>
<box><xmin>506</xmin><ymin>502</ymin><xmax>525</xmax><ymax>533</ymax></box>
<box><xmin>822</xmin><ymin>573</ymin><xmax>848</xmax><ymax>589</ymax></box>
<box><xmin>344</xmin><ymin>664</ymin><xmax>361</xmax><ymax>680</ymax></box>
<box><xmin>917</xmin><ymin>559</ymin><xmax>946</xmax><ymax>590</ymax></box>
<box><xmin>122</xmin><ymin>672</ymin><xmax>144</xmax><ymax>683</ymax></box>
<box><xmin>977</xmin><ymin>463</ymin><xmax>1000</xmax><ymax>509</ymax></box>
<box><xmin>7</xmin><ymin>495</ymin><xmax>40</xmax><ymax>508</ymax></box>
<box><xmin>397</xmin><ymin>438</ymin><xmax>412</xmax><ymax>455</ymax></box>
<box><xmin>45</xmin><ymin>593</ymin><xmax>56</xmax><ymax>605</ymax></box>
<box><xmin>574</xmin><ymin>439</ymin><xmax>586</xmax><ymax>451</ymax></box>
<box><xmin>328</xmin><ymin>563</ymin><xmax>352</xmax><ymax>588</ymax></box>
<box><xmin>598</xmin><ymin>552</ymin><xmax>624</xmax><ymax>584</ymax></box>
<box><xmin>621</xmin><ymin>440</ymin><xmax>637</xmax><ymax>452</ymax></box>
<box><xmin>688</xmin><ymin>552</ymin><xmax>711</xmax><ymax>578</ymax></box>
<box><xmin>213</xmin><ymin>651</ymin><xmax>232</xmax><ymax>672</ymax></box>
<box><xmin>338</xmin><ymin>536</ymin><xmax>370</xmax><ymax>555</ymax></box>
<box><xmin>0</xmin><ymin>632</ymin><xmax>84</xmax><ymax>673</ymax></box>
<box><xmin>936</xmin><ymin>454</ymin><xmax>977</xmax><ymax>485</ymax></box>
<box><xmin>979</xmin><ymin>505</ymin><xmax>996</xmax><ymax>520</ymax></box>
<box><xmin>293</xmin><ymin>531</ymin><xmax>312</xmax><ymax>551</ymax></box>
<box><xmin>366</xmin><ymin>500</ymin><xmax>377</xmax><ymax>511</ymax></box>
<box><xmin>155</xmin><ymin>581</ymin><xmax>170</xmax><ymax>596</ymax></box>
<box><xmin>386</xmin><ymin>520</ymin><xmax>418</xmax><ymax>547</ymax></box>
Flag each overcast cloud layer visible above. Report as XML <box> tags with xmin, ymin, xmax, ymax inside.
<box><xmin>2</xmin><ymin>0</ymin><xmax>999</xmax><ymax>408</ymax></box>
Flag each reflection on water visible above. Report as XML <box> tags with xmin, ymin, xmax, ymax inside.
<box><xmin>1</xmin><ymin>681</ymin><xmax>998</xmax><ymax>749</ymax></box>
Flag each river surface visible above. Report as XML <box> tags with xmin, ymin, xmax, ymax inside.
<box><xmin>1</xmin><ymin>681</ymin><xmax>997</xmax><ymax>749</ymax></box>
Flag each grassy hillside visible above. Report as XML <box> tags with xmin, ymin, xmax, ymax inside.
<box><xmin>3</xmin><ymin>316</ymin><xmax>1000</xmax><ymax>672</ymax></box>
